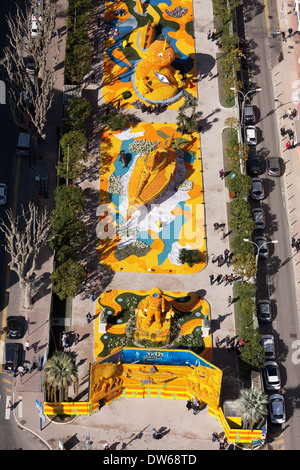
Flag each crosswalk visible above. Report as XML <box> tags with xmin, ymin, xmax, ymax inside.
<box><xmin>0</xmin><ymin>395</ymin><xmax>23</xmax><ymax>420</ymax></box>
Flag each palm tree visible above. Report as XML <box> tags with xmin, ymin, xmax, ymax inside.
<box><xmin>43</xmin><ymin>350</ymin><xmax>78</xmax><ymax>402</ymax></box>
<box><xmin>237</xmin><ymin>388</ymin><xmax>268</xmax><ymax>431</ymax></box>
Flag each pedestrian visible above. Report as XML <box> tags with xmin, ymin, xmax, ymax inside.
<box><xmin>7</xmin><ymin>400</ymin><xmax>13</xmax><ymax>409</ymax></box>
<box><xmin>280</xmin><ymin>127</ymin><xmax>286</xmax><ymax>137</ymax></box>
<box><xmin>281</xmin><ymin>31</ymin><xmax>286</xmax><ymax>41</ymax></box>
<box><xmin>214</xmin><ymin>222</ymin><xmax>219</xmax><ymax>230</ymax></box>
<box><xmin>209</xmin><ymin>274</ymin><xmax>214</xmax><ymax>285</ymax></box>
<box><xmin>186</xmin><ymin>399</ymin><xmax>192</xmax><ymax>410</ymax></box>
<box><xmin>219</xmin><ymin>169</ymin><xmax>224</xmax><ymax>179</ymax></box>
<box><xmin>25</xmin><ymin>341</ymin><xmax>30</xmax><ymax>351</ymax></box>
<box><xmin>103</xmin><ymin>443</ymin><xmax>109</xmax><ymax>450</ymax></box>
<box><xmin>211</xmin><ymin>31</ymin><xmax>215</xmax><ymax>41</ymax></box>
<box><xmin>74</xmin><ymin>333</ymin><xmax>80</xmax><ymax>345</ymax></box>
<box><xmin>215</xmin><ymin>336</ymin><xmax>220</xmax><ymax>347</ymax></box>
<box><xmin>220</xmin><ymin>228</ymin><xmax>225</xmax><ymax>239</ymax></box>
<box><xmin>32</xmin><ymin>343</ymin><xmax>38</xmax><ymax>353</ymax></box>
<box><xmin>222</xmin><ymin>274</ymin><xmax>228</xmax><ymax>284</ymax></box>
<box><xmin>286</xmin><ymin>140</ymin><xmax>291</xmax><ymax>150</ymax></box>
<box><xmin>86</xmin><ymin>312</ymin><xmax>92</xmax><ymax>323</ymax></box>
<box><xmin>192</xmin><ymin>397</ymin><xmax>200</xmax><ymax>415</ymax></box>
<box><xmin>197</xmin><ymin>71</ymin><xmax>202</xmax><ymax>81</ymax></box>
<box><xmin>216</xmin><ymin>274</ymin><xmax>222</xmax><ymax>285</ymax></box>
<box><xmin>207</xmin><ymin>30</ymin><xmax>211</xmax><ymax>40</ymax></box>
<box><xmin>224</xmin><ymin>249</ymin><xmax>229</xmax><ymax>260</ymax></box>
<box><xmin>288</xmin><ymin>27</ymin><xmax>293</xmax><ymax>37</ymax></box>
<box><xmin>211</xmin><ymin>254</ymin><xmax>217</xmax><ymax>263</ymax></box>
<box><xmin>212</xmin><ymin>432</ymin><xmax>218</xmax><ymax>442</ymax></box>
<box><xmin>228</xmin><ymin>295</ymin><xmax>232</xmax><ymax>306</ymax></box>
<box><xmin>292</xmin><ymin>237</ymin><xmax>296</xmax><ymax>248</ymax></box>
<box><xmin>225</xmin><ymin>335</ymin><xmax>231</xmax><ymax>347</ymax></box>
<box><xmin>208</xmin><ymin>70</ymin><xmax>213</xmax><ymax>77</ymax></box>
<box><xmin>217</xmin><ymin>255</ymin><xmax>224</xmax><ymax>267</ymax></box>
<box><xmin>287</xmin><ymin>107</ymin><xmax>292</xmax><ymax>118</ymax></box>
<box><xmin>152</xmin><ymin>428</ymin><xmax>160</xmax><ymax>439</ymax></box>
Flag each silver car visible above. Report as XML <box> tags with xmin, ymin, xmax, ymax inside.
<box><xmin>257</xmin><ymin>299</ymin><xmax>272</xmax><ymax>322</ymax></box>
<box><xmin>266</xmin><ymin>157</ymin><xmax>281</xmax><ymax>177</ymax></box>
<box><xmin>252</xmin><ymin>208</ymin><xmax>265</xmax><ymax>230</ymax></box>
<box><xmin>251</xmin><ymin>178</ymin><xmax>264</xmax><ymax>200</ymax></box>
<box><xmin>261</xmin><ymin>335</ymin><xmax>275</xmax><ymax>360</ymax></box>
<box><xmin>263</xmin><ymin>361</ymin><xmax>281</xmax><ymax>391</ymax></box>
<box><xmin>269</xmin><ymin>394</ymin><xmax>286</xmax><ymax>424</ymax></box>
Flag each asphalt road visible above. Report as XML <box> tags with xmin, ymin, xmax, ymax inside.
<box><xmin>243</xmin><ymin>0</ymin><xmax>300</xmax><ymax>450</ymax></box>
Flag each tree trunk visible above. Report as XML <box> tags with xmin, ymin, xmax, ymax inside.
<box><xmin>21</xmin><ymin>277</ymin><xmax>33</xmax><ymax>309</ymax></box>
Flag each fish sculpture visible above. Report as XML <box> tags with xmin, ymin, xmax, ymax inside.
<box><xmin>124</xmin><ymin>135</ymin><xmax>176</xmax><ymax>221</ymax></box>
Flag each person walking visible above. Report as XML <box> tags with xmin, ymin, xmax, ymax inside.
<box><xmin>288</xmin><ymin>27</ymin><xmax>293</xmax><ymax>37</ymax></box>
<box><xmin>225</xmin><ymin>335</ymin><xmax>231</xmax><ymax>347</ymax></box>
<box><xmin>192</xmin><ymin>397</ymin><xmax>200</xmax><ymax>415</ymax></box>
<box><xmin>25</xmin><ymin>341</ymin><xmax>30</xmax><ymax>351</ymax></box>
<box><xmin>216</xmin><ymin>274</ymin><xmax>222</xmax><ymax>285</ymax></box>
<box><xmin>74</xmin><ymin>333</ymin><xmax>80</xmax><ymax>345</ymax></box>
<box><xmin>197</xmin><ymin>71</ymin><xmax>203</xmax><ymax>81</ymax></box>
<box><xmin>214</xmin><ymin>222</ymin><xmax>219</xmax><ymax>230</ymax></box>
<box><xmin>7</xmin><ymin>400</ymin><xmax>13</xmax><ymax>409</ymax></box>
<box><xmin>209</xmin><ymin>274</ymin><xmax>214</xmax><ymax>285</ymax></box>
<box><xmin>152</xmin><ymin>428</ymin><xmax>160</xmax><ymax>439</ymax></box>
<box><xmin>219</xmin><ymin>169</ymin><xmax>224</xmax><ymax>179</ymax></box>
<box><xmin>228</xmin><ymin>295</ymin><xmax>232</xmax><ymax>306</ymax></box>
<box><xmin>86</xmin><ymin>312</ymin><xmax>92</xmax><ymax>323</ymax></box>
<box><xmin>32</xmin><ymin>343</ymin><xmax>38</xmax><ymax>353</ymax></box>
<box><xmin>220</xmin><ymin>228</ymin><xmax>225</xmax><ymax>239</ymax></box>
<box><xmin>215</xmin><ymin>336</ymin><xmax>220</xmax><ymax>347</ymax></box>
<box><xmin>207</xmin><ymin>30</ymin><xmax>211</xmax><ymax>40</ymax></box>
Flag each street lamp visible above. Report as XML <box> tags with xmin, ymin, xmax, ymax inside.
<box><xmin>230</xmin><ymin>87</ymin><xmax>262</xmax><ymax>135</ymax></box>
<box><xmin>243</xmin><ymin>238</ymin><xmax>278</xmax><ymax>267</ymax></box>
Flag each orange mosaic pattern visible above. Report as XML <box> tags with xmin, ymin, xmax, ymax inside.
<box><xmin>98</xmin><ymin>122</ymin><xmax>205</xmax><ymax>274</ymax></box>
<box><xmin>103</xmin><ymin>0</ymin><xmax>197</xmax><ymax>109</ymax></box>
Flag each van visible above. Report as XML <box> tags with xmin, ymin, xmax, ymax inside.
<box><xmin>244</xmin><ymin>104</ymin><xmax>255</xmax><ymax>125</ymax></box>
<box><xmin>3</xmin><ymin>343</ymin><xmax>21</xmax><ymax>372</ymax></box>
<box><xmin>16</xmin><ymin>132</ymin><xmax>30</xmax><ymax>157</ymax></box>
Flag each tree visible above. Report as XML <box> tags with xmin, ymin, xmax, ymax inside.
<box><xmin>51</xmin><ymin>259</ymin><xmax>86</xmax><ymax>300</ymax></box>
<box><xmin>53</xmin><ymin>185</ymin><xmax>85</xmax><ymax>218</ymax></box>
<box><xmin>239</xmin><ymin>327</ymin><xmax>265</xmax><ymax>370</ymax></box>
<box><xmin>226</xmin><ymin>142</ymin><xmax>249</xmax><ymax>173</ymax></box>
<box><xmin>99</xmin><ymin>109</ymin><xmax>130</xmax><ymax>131</ymax></box>
<box><xmin>56</xmin><ymin>130</ymin><xmax>88</xmax><ymax>181</ymax></box>
<box><xmin>231</xmin><ymin>251</ymin><xmax>257</xmax><ymax>281</ymax></box>
<box><xmin>65</xmin><ymin>97</ymin><xmax>92</xmax><ymax>130</ymax></box>
<box><xmin>43</xmin><ymin>350</ymin><xmax>78</xmax><ymax>402</ymax></box>
<box><xmin>50</xmin><ymin>217</ymin><xmax>87</xmax><ymax>262</ymax></box>
<box><xmin>229</xmin><ymin>199</ymin><xmax>256</xmax><ymax>235</ymax></box>
<box><xmin>3</xmin><ymin>0</ymin><xmax>60</xmax><ymax>140</ymax></box>
<box><xmin>227</xmin><ymin>173</ymin><xmax>252</xmax><ymax>199</ymax></box>
<box><xmin>176</xmin><ymin>107</ymin><xmax>201</xmax><ymax>135</ymax></box>
<box><xmin>237</xmin><ymin>388</ymin><xmax>268</xmax><ymax>431</ymax></box>
<box><xmin>0</xmin><ymin>202</ymin><xmax>52</xmax><ymax>309</ymax></box>
<box><xmin>179</xmin><ymin>248</ymin><xmax>206</xmax><ymax>267</ymax></box>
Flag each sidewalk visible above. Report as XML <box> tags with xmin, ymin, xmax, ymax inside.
<box><xmin>8</xmin><ymin>0</ymin><xmax>255</xmax><ymax>451</ymax></box>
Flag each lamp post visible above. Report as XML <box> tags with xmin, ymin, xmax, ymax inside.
<box><xmin>230</xmin><ymin>87</ymin><xmax>262</xmax><ymax>138</ymax></box>
<box><xmin>243</xmin><ymin>238</ymin><xmax>278</xmax><ymax>267</ymax></box>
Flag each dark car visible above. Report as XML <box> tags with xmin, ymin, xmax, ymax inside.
<box><xmin>6</xmin><ymin>316</ymin><xmax>24</xmax><ymax>339</ymax></box>
<box><xmin>3</xmin><ymin>343</ymin><xmax>22</xmax><ymax>372</ymax></box>
<box><xmin>257</xmin><ymin>299</ymin><xmax>272</xmax><ymax>322</ymax></box>
<box><xmin>248</xmin><ymin>155</ymin><xmax>261</xmax><ymax>175</ymax></box>
<box><xmin>266</xmin><ymin>157</ymin><xmax>281</xmax><ymax>177</ymax></box>
<box><xmin>252</xmin><ymin>208</ymin><xmax>266</xmax><ymax>230</ymax></box>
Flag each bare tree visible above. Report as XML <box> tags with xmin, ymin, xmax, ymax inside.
<box><xmin>3</xmin><ymin>0</ymin><xmax>60</xmax><ymax>140</ymax></box>
<box><xmin>0</xmin><ymin>202</ymin><xmax>52</xmax><ymax>309</ymax></box>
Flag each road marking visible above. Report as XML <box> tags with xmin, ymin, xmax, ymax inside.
<box><xmin>264</xmin><ymin>0</ymin><xmax>271</xmax><ymax>37</ymax></box>
<box><xmin>5</xmin><ymin>395</ymin><xmax>11</xmax><ymax>420</ymax></box>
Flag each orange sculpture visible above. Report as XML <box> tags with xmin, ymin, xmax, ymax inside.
<box><xmin>139</xmin><ymin>20</ymin><xmax>156</xmax><ymax>50</ymax></box>
<box><xmin>125</xmin><ymin>135</ymin><xmax>176</xmax><ymax>221</ymax></box>
<box><xmin>135</xmin><ymin>287</ymin><xmax>174</xmax><ymax>331</ymax></box>
<box><xmin>134</xmin><ymin>38</ymin><xmax>183</xmax><ymax>101</ymax></box>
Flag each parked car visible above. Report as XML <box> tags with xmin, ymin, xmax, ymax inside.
<box><xmin>261</xmin><ymin>334</ymin><xmax>275</xmax><ymax>360</ymax></box>
<box><xmin>3</xmin><ymin>343</ymin><xmax>22</xmax><ymax>372</ymax></box>
<box><xmin>257</xmin><ymin>299</ymin><xmax>272</xmax><ymax>322</ymax></box>
<box><xmin>263</xmin><ymin>361</ymin><xmax>281</xmax><ymax>390</ymax></box>
<box><xmin>245</xmin><ymin>126</ymin><xmax>257</xmax><ymax>146</ymax></box>
<box><xmin>266</xmin><ymin>157</ymin><xmax>281</xmax><ymax>177</ymax></box>
<box><xmin>248</xmin><ymin>154</ymin><xmax>261</xmax><ymax>175</ymax></box>
<box><xmin>255</xmin><ymin>236</ymin><xmax>269</xmax><ymax>258</ymax></box>
<box><xmin>251</xmin><ymin>178</ymin><xmax>264</xmax><ymax>200</ymax></box>
<box><xmin>6</xmin><ymin>316</ymin><xmax>24</xmax><ymax>339</ymax></box>
<box><xmin>30</xmin><ymin>18</ymin><xmax>38</xmax><ymax>37</ymax></box>
<box><xmin>0</xmin><ymin>183</ymin><xmax>7</xmax><ymax>205</ymax></box>
<box><xmin>252</xmin><ymin>208</ymin><xmax>265</xmax><ymax>230</ymax></box>
<box><xmin>25</xmin><ymin>56</ymin><xmax>35</xmax><ymax>75</ymax></box>
<box><xmin>269</xmin><ymin>394</ymin><xmax>286</xmax><ymax>424</ymax></box>
<box><xmin>244</xmin><ymin>104</ymin><xmax>255</xmax><ymax>125</ymax></box>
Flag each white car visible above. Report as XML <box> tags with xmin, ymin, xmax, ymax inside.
<box><xmin>263</xmin><ymin>361</ymin><xmax>281</xmax><ymax>391</ymax></box>
<box><xmin>269</xmin><ymin>394</ymin><xmax>286</xmax><ymax>424</ymax></box>
<box><xmin>261</xmin><ymin>335</ymin><xmax>275</xmax><ymax>360</ymax></box>
<box><xmin>0</xmin><ymin>183</ymin><xmax>7</xmax><ymax>205</ymax></box>
<box><xmin>31</xmin><ymin>19</ymin><xmax>38</xmax><ymax>37</ymax></box>
<box><xmin>245</xmin><ymin>126</ymin><xmax>257</xmax><ymax>146</ymax></box>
